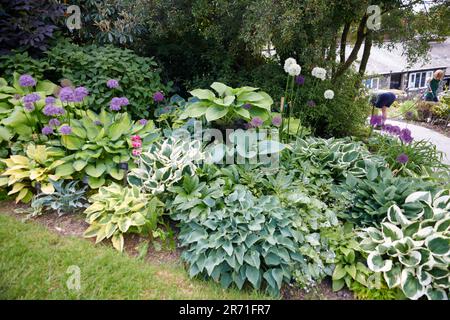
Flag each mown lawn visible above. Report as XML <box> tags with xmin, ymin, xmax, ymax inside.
<box><xmin>0</xmin><ymin>214</ymin><xmax>269</xmax><ymax>300</ymax></box>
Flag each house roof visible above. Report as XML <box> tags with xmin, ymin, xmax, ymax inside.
<box><xmin>351</xmin><ymin>37</ymin><xmax>450</xmax><ymax>76</ymax></box>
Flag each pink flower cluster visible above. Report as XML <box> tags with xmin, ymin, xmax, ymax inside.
<box><xmin>131</xmin><ymin>135</ymin><xmax>142</xmax><ymax>157</ymax></box>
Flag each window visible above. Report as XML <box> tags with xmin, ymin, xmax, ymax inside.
<box><xmin>364</xmin><ymin>78</ymin><xmax>379</xmax><ymax>89</ymax></box>
<box><xmin>408</xmin><ymin>71</ymin><xmax>433</xmax><ymax>89</ymax></box>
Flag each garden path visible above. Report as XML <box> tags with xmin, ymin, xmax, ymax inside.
<box><xmin>385</xmin><ymin>119</ymin><xmax>450</xmax><ymax>165</ymax></box>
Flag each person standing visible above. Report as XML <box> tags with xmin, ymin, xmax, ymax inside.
<box><xmin>424</xmin><ymin>70</ymin><xmax>444</xmax><ymax>102</ymax></box>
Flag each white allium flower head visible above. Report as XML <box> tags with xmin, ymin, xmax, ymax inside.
<box><xmin>287</xmin><ymin>63</ymin><xmax>301</xmax><ymax>76</ymax></box>
<box><xmin>312</xmin><ymin>67</ymin><xmax>327</xmax><ymax>80</ymax></box>
<box><xmin>324</xmin><ymin>89</ymin><xmax>335</xmax><ymax>100</ymax></box>
<box><xmin>284</xmin><ymin>58</ymin><xmax>297</xmax><ymax>73</ymax></box>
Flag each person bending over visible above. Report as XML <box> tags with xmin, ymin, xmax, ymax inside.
<box><xmin>370</xmin><ymin>92</ymin><xmax>397</xmax><ymax>123</ymax></box>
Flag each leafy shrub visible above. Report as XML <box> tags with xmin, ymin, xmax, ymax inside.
<box><xmin>0</xmin><ymin>144</ymin><xmax>69</xmax><ymax>203</ymax></box>
<box><xmin>367</xmin><ymin>133</ymin><xmax>447</xmax><ymax>178</ymax></box>
<box><xmin>128</xmin><ymin>136</ymin><xmax>204</xmax><ymax>195</ymax></box>
<box><xmin>19</xmin><ymin>180</ymin><xmax>88</xmax><ymax>218</ymax></box>
<box><xmin>0</xmin><ymin>52</ymin><xmax>51</xmax><ymax>81</ymax></box>
<box><xmin>176</xmin><ymin>185</ymin><xmax>305</xmax><ymax>296</ymax></box>
<box><xmin>335</xmin><ymin>164</ymin><xmax>433</xmax><ymax>226</ymax></box>
<box><xmin>58</xmin><ymin>111</ymin><xmax>160</xmax><ymax>189</ymax></box>
<box><xmin>84</xmin><ymin>183</ymin><xmax>165</xmax><ymax>252</ymax></box>
<box><xmin>0</xmin><ymin>0</ymin><xmax>64</xmax><ymax>54</ymax></box>
<box><xmin>181</xmin><ymin>82</ymin><xmax>273</xmax><ymax>127</ymax></box>
<box><xmin>359</xmin><ymin>190</ymin><xmax>450</xmax><ymax>300</ymax></box>
<box><xmin>350</xmin><ymin>281</ymin><xmax>404</xmax><ymax>300</ymax></box>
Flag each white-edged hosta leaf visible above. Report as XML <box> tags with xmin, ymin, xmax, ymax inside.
<box><xmin>399</xmin><ymin>250</ymin><xmax>421</xmax><ymax>267</ymax></box>
<box><xmin>401</xmin><ymin>269</ymin><xmax>425</xmax><ymax>300</ymax></box>
<box><xmin>425</xmin><ymin>235</ymin><xmax>450</xmax><ymax>256</ymax></box>
<box><xmin>387</xmin><ymin>204</ymin><xmax>411</xmax><ymax>226</ymax></box>
<box><xmin>405</xmin><ymin>191</ymin><xmax>432</xmax><ymax>205</ymax></box>
<box><xmin>381</xmin><ymin>222</ymin><xmax>403</xmax><ymax>241</ymax></box>
<box><xmin>384</xmin><ymin>265</ymin><xmax>401</xmax><ymax>288</ymax></box>
<box><xmin>367</xmin><ymin>252</ymin><xmax>393</xmax><ymax>272</ymax></box>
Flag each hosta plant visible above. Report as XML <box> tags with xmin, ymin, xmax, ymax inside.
<box><xmin>359</xmin><ymin>190</ymin><xmax>450</xmax><ymax>300</ymax></box>
<box><xmin>18</xmin><ymin>180</ymin><xmax>88</xmax><ymax>218</ymax></box>
<box><xmin>0</xmin><ymin>144</ymin><xmax>67</xmax><ymax>203</ymax></box>
<box><xmin>335</xmin><ymin>164</ymin><xmax>433</xmax><ymax>226</ymax></box>
<box><xmin>128</xmin><ymin>136</ymin><xmax>204</xmax><ymax>195</ymax></box>
<box><xmin>59</xmin><ymin>110</ymin><xmax>159</xmax><ymax>189</ymax></box>
<box><xmin>176</xmin><ymin>185</ymin><xmax>305</xmax><ymax>296</ymax></box>
<box><xmin>180</xmin><ymin>82</ymin><xmax>273</xmax><ymax>125</ymax></box>
<box><xmin>83</xmin><ymin>183</ymin><xmax>165</xmax><ymax>252</ymax></box>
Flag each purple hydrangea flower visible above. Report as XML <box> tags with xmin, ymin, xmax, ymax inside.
<box><xmin>49</xmin><ymin>118</ymin><xmax>61</xmax><ymax>127</ymax></box>
<box><xmin>153</xmin><ymin>91</ymin><xmax>164</xmax><ymax>102</ymax></box>
<box><xmin>59</xmin><ymin>125</ymin><xmax>72</xmax><ymax>135</ymax></box>
<box><xmin>73</xmin><ymin>86</ymin><xmax>89</xmax><ymax>102</ymax></box>
<box><xmin>139</xmin><ymin>119</ymin><xmax>148</xmax><ymax>126</ymax></box>
<box><xmin>107</xmin><ymin>79</ymin><xmax>119</xmax><ymax>89</ymax></box>
<box><xmin>397</xmin><ymin>153</ymin><xmax>409</xmax><ymax>164</ymax></box>
<box><xmin>370</xmin><ymin>115</ymin><xmax>383</xmax><ymax>127</ymax></box>
<box><xmin>19</xmin><ymin>74</ymin><xmax>36</xmax><ymax>87</ymax></box>
<box><xmin>307</xmin><ymin>100</ymin><xmax>316</xmax><ymax>108</ymax></box>
<box><xmin>250</xmin><ymin>117</ymin><xmax>264</xmax><ymax>128</ymax></box>
<box><xmin>24</xmin><ymin>102</ymin><xmax>35</xmax><ymax>111</ymax></box>
<box><xmin>59</xmin><ymin>87</ymin><xmax>74</xmax><ymax>102</ymax></box>
<box><xmin>243</xmin><ymin>103</ymin><xmax>252</xmax><ymax>110</ymax></box>
<box><xmin>295</xmin><ymin>75</ymin><xmax>305</xmax><ymax>86</ymax></box>
<box><xmin>41</xmin><ymin>126</ymin><xmax>54</xmax><ymax>135</ymax></box>
<box><xmin>23</xmin><ymin>93</ymin><xmax>40</xmax><ymax>104</ymax></box>
<box><xmin>272</xmin><ymin>115</ymin><xmax>282</xmax><ymax>127</ymax></box>
<box><xmin>45</xmin><ymin>97</ymin><xmax>56</xmax><ymax>104</ymax></box>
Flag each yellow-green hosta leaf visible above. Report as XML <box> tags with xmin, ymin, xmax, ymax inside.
<box><xmin>15</xmin><ymin>187</ymin><xmax>31</xmax><ymax>203</ymax></box>
<box><xmin>189</xmin><ymin>89</ymin><xmax>216</xmax><ymax>100</ymax></box>
<box><xmin>7</xmin><ymin>182</ymin><xmax>26</xmax><ymax>195</ymax></box>
<box><xmin>205</xmin><ymin>105</ymin><xmax>229</xmax><ymax>122</ymax></box>
<box><xmin>332</xmin><ymin>264</ymin><xmax>347</xmax><ymax>280</ymax></box>
<box><xmin>85</xmin><ymin>163</ymin><xmax>106</xmax><ymax>178</ymax></box>
<box><xmin>29</xmin><ymin>168</ymin><xmax>45</xmax><ymax>181</ymax></box>
<box><xmin>118</xmin><ymin>217</ymin><xmax>132</xmax><ymax>233</ymax></box>
<box><xmin>9</xmin><ymin>155</ymin><xmax>29</xmax><ymax>165</ymax></box>
<box><xmin>87</xmin><ymin>176</ymin><xmax>106</xmax><ymax>189</ymax></box>
<box><xmin>61</xmin><ymin>135</ymin><xmax>85</xmax><ymax>151</ymax></box>
<box><xmin>73</xmin><ymin>160</ymin><xmax>88</xmax><ymax>171</ymax></box>
<box><xmin>40</xmin><ymin>182</ymin><xmax>55</xmax><ymax>194</ymax></box>
<box><xmin>111</xmin><ymin>233</ymin><xmax>124</xmax><ymax>252</ymax></box>
<box><xmin>55</xmin><ymin>162</ymin><xmax>75</xmax><ymax>177</ymax></box>
<box><xmin>84</xmin><ymin>202</ymin><xmax>105</xmax><ymax>215</ymax></box>
<box><xmin>109</xmin><ymin>167</ymin><xmax>125</xmax><ymax>180</ymax></box>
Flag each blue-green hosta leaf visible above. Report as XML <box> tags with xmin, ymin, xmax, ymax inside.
<box><xmin>244</xmin><ymin>250</ymin><xmax>261</xmax><ymax>269</ymax></box>
<box><xmin>220</xmin><ymin>272</ymin><xmax>233</xmax><ymax>289</ymax></box>
<box><xmin>367</xmin><ymin>252</ymin><xmax>393</xmax><ymax>272</ymax></box>
<box><xmin>425</xmin><ymin>235</ymin><xmax>450</xmax><ymax>256</ymax></box>
<box><xmin>271</xmin><ymin>268</ymin><xmax>284</xmax><ymax>290</ymax></box>
<box><xmin>392</xmin><ymin>237</ymin><xmax>415</xmax><ymax>255</ymax></box>
<box><xmin>399</xmin><ymin>250</ymin><xmax>421</xmax><ymax>267</ymax></box>
<box><xmin>381</xmin><ymin>222</ymin><xmax>403</xmax><ymax>241</ymax></box>
<box><xmin>401</xmin><ymin>269</ymin><xmax>425</xmax><ymax>300</ymax></box>
<box><xmin>384</xmin><ymin>265</ymin><xmax>401</xmax><ymax>288</ymax></box>
<box><xmin>405</xmin><ymin>191</ymin><xmax>432</xmax><ymax>205</ymax></box>
<box><xmin>245</xmin><ymin>265</ymin><xmax>261</xmax><ymax>289</ymax></box>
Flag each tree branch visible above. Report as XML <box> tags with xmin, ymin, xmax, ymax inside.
<box><xmin>340</xmin><ymin>22</ymin><xmax>351</xmax><ymax>64</ymax></box>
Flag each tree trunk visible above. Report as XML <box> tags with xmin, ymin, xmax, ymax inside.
<box><xmin>340</xmin><ymin>22</ymin><xmax>351</xmax><ymax>64</ymax></box>
<box><xmin>334</xmin><ymin>15</ymin><xmax>368</xmax><ymax>79</ymax></box>
<box><xmin>359</xmin><ymin>32</ymin><xmax>373</xmax><ymax>76</ymax></box>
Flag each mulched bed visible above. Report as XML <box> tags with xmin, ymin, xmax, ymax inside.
<box><xmin>1</xmin><ymin>200</ymin><xmax>355</xmax><ymax>300</ymax></box>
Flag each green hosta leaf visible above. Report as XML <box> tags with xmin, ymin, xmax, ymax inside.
<box><xmin>425</xmin><ymin>235</ymin><xmax>450</xmax><ymax>256</ymax></box>
<box><xmin>245</xmin><ymin>265</ymin><xmax>261</xmax><ymax>289</ymax></box>
<box><xmin>110</xmin><ymin>167</ymin><xmax>125</xmax><ymax>180</ymax></box>
<box><xmin>387</xmin><ymin>204</ymin><xmax>411</xmax><ymax>226</ymax></box>
<box><xmin>36</xmin><ymin>80</ymin><xmax>57</xmax><ymax>95</ymax></box>
<box><xmin>401</xmin><ymin>269</ymin><xmax>425</xmax><ymax>300</ymax></box>
<box><xmin>367</xmin><ymin>252</ymin><xmax>393</xmax><ymax>272</ymax></box>
<box><xmin>61</xmin><ymin>135</ymin><xmax>84</xmax><ymax>150</ymax></box>
<box><xmin>109</xmin><ymin>113</ymin><xmax>131</xmax><ymax>141</ymax></box>
<box><xmin>73</xmin><ymin>160</ymin><xmax>88</xmax><ymax>171</ymax></box>
<box><xmin>234</xmin><ymin>107</ymin><xmax>251</xmax><ymax>120</ymax></box>
<box><xmin>88</xmin><ymin>176</ymin><xmax>106</xmax><ymax>189</ymax></box>
<box><xmin>332</xmin><ymin>264</ymin><xmax>347</xmax><ymax>280</ymax></box>
<box><xmin>425</xmin><ymin>288</ymin><xmax>448</xmax><ymax>300</ymax></box>
<box><xmin>190</xmin><ymin>89</ymin><xmax>216</xmax><ymax>100</ymax></box>
<box><xmin>344</xmin><ymin>265</ymin><xmax>357</xmax><ymax>279</ymax></box>
<box><xmin>55</xmin><ymin>162</ymin><xmax>75</xmax><ymax>177</ymax></box>
<box><xmin>205</xmin><ymin>105</ymin><xmax>229</xmax><ymax>122</ymax></box>
<box><xmin>85</xmin><ymin>163</ymin><xmax>107</xmax><ymax>178</ymax></box>
<box><xmin>332</xmin><ymin>278</ymin><xmax>345</xmax><ymax>292</ymax></box>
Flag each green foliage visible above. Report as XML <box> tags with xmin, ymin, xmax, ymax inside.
<box><xmin>368</xmin><ymin>133</ymin><xmax>448</xmax><ymax>178</ymax></box>
<box><xmin>60</xmin><ymin>111</ymin><xmax>159</xmax><ymax>189</ymax></box>
<box><xmin>176</xmin><ymin>185</ymin><xmax>306</xmax><ymax>296</ymax></box>
<box><xmin>335</xmin><ymin>164</ymin><xmax>434</xmax><ymax>226</ymax></box>
<box><xmin>18</xmin><ymin>180</ymin><xmax>88</xmax><ymax>218</ymax></box>
<box><xmin>0</xmin><ymin>144</ymin><xmax>68</xmax><ymax>203</ymax></box>
<box><xmin>0</xmin><ymin>52</ymin><xmax>51</xmax><ymax>82</ymax></box>
<box><xmin>359</xmin><ymin>190</ymin><xmax>450</xmax><ymax>300</ymax></box>
<box><xmin>84</xmin><ymin>183</ymin><xmax>165</xmax><ymax>252</ymax></box>
<box><xmin>350</xmin><ymin>281</ymin><xmax>404</xmax><ymax>300</ymax></box>
<box><xmin>181</xmin><ymin>82</ymin><xmax>273</xmax><ymax>125</ymax></box>
<box><xmin>128</xmin><ymin>136</ymin><xmax>204</xmax><ymax>195</ymax></box>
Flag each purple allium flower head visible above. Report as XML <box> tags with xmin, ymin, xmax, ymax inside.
<box><xmin>19</xmin><ymin>74</ymin><xmax>36</xmax><ymax>87</ymax></box>
<box><xmin>139</xmin><ymin>119</ymin><xmax>148</xmax><ymax>126</ymax></box>
<box><xmin>382</xmin><ymin>124</ymin><xmax>392</xmax><ymax>133</ymax></box>
<box><xmin>390</xmin><ymin>126</ymin><xmax>401</xmax><ymax>136</ymax></box>
<box><xmin>59</xmin><ymin>125</ymin><xmax>72</xmax><ymax>135</ymax></box>
<box><xmin>94</xmin><ymin>120</ymin><xmax>102</xmax><ymax>126</ymax></box>
<box><xmin>59</xmin><ymin>87</ymin><xmax>74</xmax><ymax>102</ymax></box>
<box><xmin>24</xmin><ymin>102</ymin><xmax>35</xmax><ymax>111</ymax></box>
<box><xmin>153</xmin><ymin>91</ymin><xmax>164</xmax><ymax>102</ymax></box>
<box><xmin>49</xmin><ymin>118</ymin><xmax>61</xmax><ymax>127</ymax></box>
<box><xmin>243</xmin><ymin>103</ymin><xmax>252</xmax><ymax>110</ymax></box>
<box><xmin>119</xmin><ymin>97</ymin><xmax>129</xmax><ymax>106</ymax></box>
<box><xmin>43</xmin><ymin>105</ymin><xmax>57</xmax><ymax>116</ymax></box>
<box><xmin>73</xmin><ymin>86</ymin><xmax>89</xmax><ymax>102</ymax></box>
<box><xmin>250</xmin><ymin>117</ymin><xmax>264</xmax><ymax>128</ymax></box>
<box><xmin>23</xmin><ymin>93</ymin><xmax>40</xmax><ymax>104</ymax></box>
<box><xmin>370</xmin><ymin>115</ymin><xmax>383</xmax><ymax>127</ymax></box>
<box><xmin>307</xmin><ymin>100</ymin><xmax>316</xmax><ymax>108</ymax></box>
<box><xmin>397</xmin><ymin>153</ymin><xmax>409</xmax><ymax>164</ymax></box>
<box><xmin>295</xmin><ymin>75</ymin><xmax>305</xmax><ymax>86</ymax></box>
<box><xmin>45</xmin><ymin>97</ymin><xmax>56</xmax><ymax>104</ymax></box>
<box><xmin>272</xmin><ymin>115</ymin><xmax>282</xmax><ymax>127</ymax></box>
<box><xmin>107</xmin><ymin>79</ymin><xmax>119</xmax><ymax>89</ymax></box>
<box><xmin>399</xmin><ymin>128</ymin><xmax>413</xmax><ymax>144</ymax></box>
<box><xmin>110</xmin><ymin>97</ymin><xmax>122</xmax><ymax>111</ymax></box>
<box><xmin>42</xmin><ymin>126</ymin><xmax>53</xmax><ymax>135</ymax></box>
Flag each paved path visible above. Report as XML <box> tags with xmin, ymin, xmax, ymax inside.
<box><xmin>385</xmin><ymin>119</ymin><xmax>450</xmax><ymax>165</ymax></box>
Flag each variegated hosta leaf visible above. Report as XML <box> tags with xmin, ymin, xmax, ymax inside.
<box><xmin>384</xmin><ymin>265</ymin><xmax>401</xmax><ymax>288</ymax></box>
<box><xmin>405</xmin><ymin>191</ymin><xmax>432</xmax><ymax>205</ymax></box>
<box><xmin>398</xmin><ymin>251</ymin><xmax>421</xmax><ymax>268</ymax></box>
<box><xmin>367</xmin><ymin>252</ymin><xmax>393</xmax><ymax>272</ymax></box>
<box><xmin>387</xmin><ymin>204</ymin><xmax>411</xmax><ymax>227</ymax></box>
<box><xmin>401</xmin><ymin>269</ymin><xmax>426</xmax><ymax>300</ymax></box>
<box><xmin>381</xmin><ymin>222</ymin><xmax>403</xmax><ymax>241</ymax></box>
<box><xmin>425</xmin><ymin>235</ymin><xmax>450</xmax><ymax>256</ymax></box>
